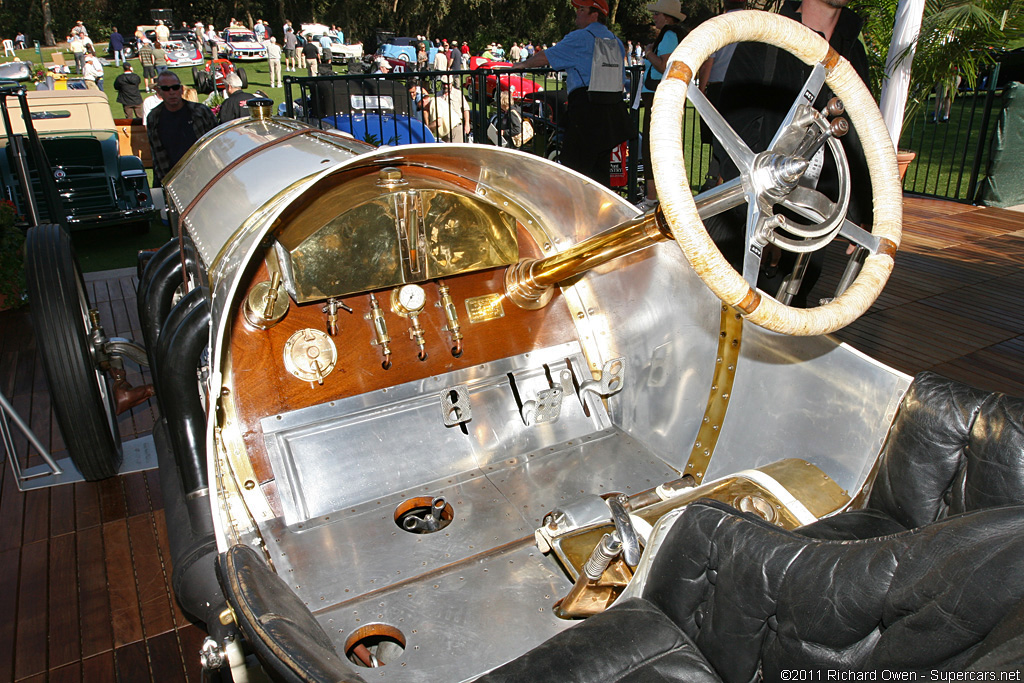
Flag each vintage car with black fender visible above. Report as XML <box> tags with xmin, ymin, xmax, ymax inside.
<box><xmin>1</xmin><ymin>88</ymin><xmax>154</xmax><ymax>231</ymax></box>
<box><xmin>24</xmin><ymin>12</ymin><xmax>1024</xmax><ymax>680</ymax></box>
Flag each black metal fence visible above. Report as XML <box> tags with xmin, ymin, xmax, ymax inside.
<box><xmin>281</xmin><ymin>63</ymin><xmax>1011</xmax><ymax>206</ymax></box>
<box><xmin>898</xmin><ymin>67</ymin><xmax>1010</xmax><ymax>204</ymax></box>
<box><xmin>282</xmin><ymin>65</ymin><xmax>649</xmax><ymax>202</ymax></box>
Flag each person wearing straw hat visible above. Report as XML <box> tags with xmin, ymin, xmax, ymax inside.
<box><xmin>517</xmin><ymin>0</ymin><xmax>635</xmax><ymax>187</ymax></box>
<box><xmin>638</xmin><ymin>0</ymin><xmax>687</xmax><ymax>210</ymax></box>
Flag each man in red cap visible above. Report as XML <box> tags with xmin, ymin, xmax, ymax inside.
<box><xmin>518</xmin><ymin>0</ymin><xmax>634</xmax><ymax>186</ymax></box>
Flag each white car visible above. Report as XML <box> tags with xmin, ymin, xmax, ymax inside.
<box><xmin>300</xmin><ymin>25</ymin><xmax>362</xmax><ymax>63</ymax></box>
<box><xmin>164</xmin><ymin>40</ymin><xmax>205</xmax><ymax>68</ymax></box>
<box><xmin>220</xmin><ymin>28</ymin><xmax>267</xmax><ymax>61</ymax></box>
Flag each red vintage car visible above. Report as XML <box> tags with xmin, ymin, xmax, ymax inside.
<box><xmin>463</xmin><ymin>56</ymin><xmax>544</xmax><ymax>101</ymax></box>
<box><xmin>192</xmin><ymin>58</ymin><xmax>248</xmax><ymax>94</ymax></box>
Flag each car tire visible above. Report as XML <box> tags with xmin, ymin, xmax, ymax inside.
<box><xmin>25</xmin><ymin>224</ymin><xmax>123</xmax><ymax>481</ymax></box>
<box><xmin>192</xmin><ymin>66</ymin><xmax>200</xmax><ymax>85</ymax></box>
<box><xmin>197</xmin><ymin>71</ymin><xmax>212</xmax><ymax>94</ymax></box>
<box><xmin>237</xmin><ymin>67</ymin><xmax>248</xmax><ymax>89</ymax></box>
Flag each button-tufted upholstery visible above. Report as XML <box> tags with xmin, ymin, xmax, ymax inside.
<box><xmin>799</xmin><ymin>371</ymin><xmax>1024</xmax><ymax>540</ymax></box>
<box><xmin>477</xmin><ymin>500</ymin><xmax>1024</xmax><ymax>682</ymax></box>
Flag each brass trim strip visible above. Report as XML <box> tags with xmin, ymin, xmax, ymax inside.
<box><xmin>682</xmin><ymin>304</ymin><xmax>743</xmax><ymax>482</ymax></box>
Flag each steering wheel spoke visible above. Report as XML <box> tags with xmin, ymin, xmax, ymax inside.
<box><xmin>769</xmin><ymin>63</ymin><xmax>828</xmax><ymax>151</ymax></box>
<box><xmin>688</xmin><ymin>82</ymin><xmax>754</xmax><ymax>171</ymax></box>
<box><xmin>742</xmin><ymin>204</ymin><xmax>770</xmax><ymax>286</ymax></box>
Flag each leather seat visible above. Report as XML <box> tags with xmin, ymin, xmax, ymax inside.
<box><xmin>477</xmin><ymin>499</ymin><xmax>1024</xmax><ymax>681</ymax></box>
<box><xmin>800</xmin><ymin>371</ymin><xmax>1024</xmax><ymax>540</ymax></box>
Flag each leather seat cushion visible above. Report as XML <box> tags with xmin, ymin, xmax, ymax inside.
<box><xmin>476</xmin><ymin>597</ymin><xmax>722</xmax><ymax>683</ymax></box>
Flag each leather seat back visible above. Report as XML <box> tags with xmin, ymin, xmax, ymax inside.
<box><xmin>866</xmin><ymin>371</ymin><xmax>1024</xmax><ymax>528</ymax></box>
<box><xmin>642</xmin><ymin>500</ymin><xmax>1024</xmax><ymax>680</ymax></box>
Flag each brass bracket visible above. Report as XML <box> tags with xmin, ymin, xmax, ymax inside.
<box><xmin>683</xmin><ymin>304</ymin><xmax>743</xmax><ymax>482</ymax></box>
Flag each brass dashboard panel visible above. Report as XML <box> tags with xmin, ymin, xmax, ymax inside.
<box><xmin>273</xmin><ymin>174</ymin><xmax>520</xmax><ymax>304</ymax></box>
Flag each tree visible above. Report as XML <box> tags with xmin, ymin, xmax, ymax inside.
<box><xmin>852</xmin><ymin>0</ymin><xmax>1024</xmax><ymax>119</ymax></box>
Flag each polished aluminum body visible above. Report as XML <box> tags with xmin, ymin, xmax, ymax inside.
<box><xmin>162</xmin><ymin>117</ymin><xmax>910</xmax><ymax>681</ymax></box>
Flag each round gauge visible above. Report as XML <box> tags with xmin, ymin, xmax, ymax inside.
<box><xmin>391</xmin><ymin>284</ymin><xmax>427</xmax><ymax>317</ymax></box>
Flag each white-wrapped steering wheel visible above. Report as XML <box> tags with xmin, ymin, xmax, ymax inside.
<box><xmin>650</xmin><ymin>10</ymin><xmax>902</xmax><ymax>336</ymax></box>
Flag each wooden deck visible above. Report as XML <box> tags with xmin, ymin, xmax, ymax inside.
<box><xmin>1</xmin><ymin>195</ymin><xmax>1022</xmax><ymax>681</ymax></box>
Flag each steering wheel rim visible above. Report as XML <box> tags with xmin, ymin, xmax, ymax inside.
<box><xmin>650</xmin><ymin>10</ymin><xmax>902</xmax><ymax>336</ymax></box>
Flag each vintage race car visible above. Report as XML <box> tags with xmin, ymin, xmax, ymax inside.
<box><xmin>220</xmin><ymin>27</ymin><xmax>267</xmax><ymax>61</ymax></box>
<box><xmin>23</xmin><ymin>11</ymin><xmax>1024</xmax><ymax>681</ymax></box>
<box><xmin>192</xmin><ymin>58</ymin><xmax>248</xmax><ymax>94</ymax></box>
<box><xmin>0</xmin><ymin>60</ymin><xmax>33</xmax><ymax>82</ymax></box>
<box><xmin>377</xmin><ymin>37</ymin><xmax>438</xmax><ymax>70</ymax></box>
<box><xmin>164</xmin><ymin>39</ymin><xmax>204</xmax><ymax>68</ymax></box>
<box><xmin>303</xmin><ymin>31</ymin><xmax>363</xmax><ymax>63</ymax></box>
<box><xmin>0</xmin><ymin>88</ymin><xmax>154</xmax><ymax>231</ymax></box>
<box><xmin>464</xmin><ymin>57</ymin><xmax>544</xmax><ymax>101</ymax></box>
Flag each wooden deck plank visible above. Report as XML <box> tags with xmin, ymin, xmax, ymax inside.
<box><xmin>128</xmin><ymin>513</ymin><xmax>176</xmax><ymax>638</ymax></box>
<box><xmin>47</xmin><ymin>533</ymin><xmax>81</xmax><ymax>669</ymax></box>
<box><xmin>76</xmin><ymin>525</ymin><xmax>113</xmax><ymax>659</ymax></box>
<box><xmin>14</xmin><ymin>540</ymin><xmax>48</xmax><ymax>679</ymax></box>
<box><xmin>146</xmin><ymin>629</ymin><xmax>188</xmax><ymax>683</ymax></box>
<box><xmin>103</xmin><ymin>519</ymin><xmax>145</xmax><ymax>647</ymax></box>
<box><xmin>74</xmin><ymin>481</ymin><xmax>102</xmax><ymax>531</ymax></box>
<box><xmin>114</xmin><ymin>639</ymin><xmax>152</xmax><ymax>683</ymax></box>
<box><xmin>80</xmin><ymin>651</ymin><xmax>116</xmax><ymax>683</ymax></box>
<box><xmin>49</xmin><ymin>482</ymin><xmax>76</xmax><ymax>538</ymax></box>
<box><xmin>0</xmin><ymin>547</ymin><xmax>21</xmax><ymax>682</ymax></box>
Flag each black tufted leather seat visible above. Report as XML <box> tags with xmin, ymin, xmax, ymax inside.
<box><xmin>477</xmin><ymin>500</ymin><xmax>1024</xmax><ymax>682</ymax></box>
<box><xmin>799</xmin><ymin>371</ymin><xmax>1024</xmax><ymax>540</ymax></box>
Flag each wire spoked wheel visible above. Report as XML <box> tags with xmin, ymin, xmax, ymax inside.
<box><xmin>26</xmin><ymin>224</ymin><xmax>122</xmax><ymax>480</ymax></box>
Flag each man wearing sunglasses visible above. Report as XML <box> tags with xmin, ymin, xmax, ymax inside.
<box><xmin>147</xmin><ymin>71</ymin><xmax>218</xmax><ymax>187</ymax></box>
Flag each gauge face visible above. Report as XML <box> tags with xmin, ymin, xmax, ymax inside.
<box><xmin>392</xmin><ymin>284</ymin><xmax>427</xmax><ymax>317</ymax></box>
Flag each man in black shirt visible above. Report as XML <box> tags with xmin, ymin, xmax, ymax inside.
<box><xmin>146</xmin><ymin>71</ymin><xmax>218</xmax><ymax>186</ymax></box>
<box><xmin>219</xmin><ymin>72</ymin><xmax>253</xmax><ymax>123</ymax></box>
<box><xmin>707</xmin><ymin>0</ymin><xmax>873</xmax><ymax>307</ymax></box>
<box><xmin>113</xmin><ymin>64</ymin><xmax>144</xmax><ymax>119</ymax></box>
<box><xmin>302</xmin><ymin>39</ymin><xmax>321</xmax><ymax>77</ymax></box>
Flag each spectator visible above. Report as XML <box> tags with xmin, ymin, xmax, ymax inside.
<box><xmin>83</xmin><ymin>47</ymin><xmax>104</xmax><ymax>90</ymax></box>
<box><xmin>206</xmin><ymin>25</ymin><xmax>219</xmax><ymax>59</ymax></box>
<box><xmin>142</xmin><ymin>88</ymin><xmax>161</xmax><ymax>126</ymax></box>
<box><xmin>708</xmin><ymin>0</ymin><xmax>873</xmax><ymax>306</ymax></box>
<box><xmin>407</xmin><ymin>78</ymin><xmax>431</xmax><ymax>123</ymax></box>
<box><xmin>489</xmin><ymin>91</ymin><xmax>526</xmax><ymax>148</ymax></box>
<box><xmin>638</xmin><ymin>0</ymin><xmax>687</xmax><ymax>209</ymax></box>
<box><xmin>450</xmin><ymin>42</ymin><xmax>464</xmax><ymax>71</ymax></box>
<box><xmin>254</xmin><ymin>20</ymin><xmax>266</xmax><ymax>42</ymax></box>
<box><xmin>461</xmin><ymin>41</ymin><xmax>470</xmax><ymax>56</ymax></box>
<box><xmin>510</xmin><ymin>42</ymin><xmax>522</xmax><ymax>62</ymax></box>
<box><xmin>70</xmin><ymin>36</ymin><xmax>87</xmax><ymax>75</ymax></box>
<box><xmin>138</xmin><ymin>39</ymin><xmax>156</xmax><ymax>91</ymax></box>
<box><xmin>416</xmin><ymin>41</ymin><xmax>428</xmax><ymax>71</ymax></box>
<box><xmin>433</xmin><ymin>46</ymin><xmax>448</xmax><ymax>71</ymax></box>
<box><xmin>267</xmin><ymin>36</ymin><xmax>282</xmax><ymax>88</ymax></box>
<box><xmin>147</xmin><ymin>71</ymin><xmax>218</xmax><ymax>186</ymax></box>
<box><xmin>219</xmin><ymin>72</ymin><xmax>253</xmax><ymax>123</ymax></box>
<box><xmin>428</xmin><ymin>75</ymin><xmax>472</xmax><ymax>142</ymax></box>
<box><xmin>15</xmin><ymin>31</ymin><xmax>26</xmax><ymax>49</ymax></box>
<box><xmin>372</xmin><ymin>57</ymin><xmax>391</xmax><ymax>75</ymax></box>
<box><xmin>519</xmin><ymin>0</ymin><xmax>634</xmax><ymax>186</ymax></box>
<box><xmin>110</xmin><ymin>27</ymin><xmax>125</xmax><ymax>67</ymax></box>
<box><xmin>284</xmin><ymin>27</ymin><xmax>297</xmax><ymax>72</ymax></box>
<box><xmin>153</xmin><ymin>41</ymin><xmax>168</xmax><ymax>75</ymax></box>
<box><xmin>301</xmin><ymin>34</ymin><xmax>319</xmax><ymax>76</ymax></box>
<box><xmin>155</xmin><ymin>20</ymin><xmax>170</xmax><ymax>44</ymax></box>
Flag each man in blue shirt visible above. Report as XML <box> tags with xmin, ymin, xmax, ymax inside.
<box><xmin>519</xmin><ymin>0</ymin><xmax>634</xmax><ymax>186</ymax></box>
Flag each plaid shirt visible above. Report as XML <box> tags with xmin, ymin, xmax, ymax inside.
<box><xmin>146</xmin><ymin>100</ymin><xmax>218</xmax><ymax>186</ymax></box>
<box><xmin>139</xmin><ymin>43</ymin><xmax>155</xmax><ymax>66</ymax></box>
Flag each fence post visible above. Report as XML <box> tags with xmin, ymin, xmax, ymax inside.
<box><xmin>967</xmin><ymin>62</ymin><xmax>1001</xmax><ymax>204</ymax></box>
